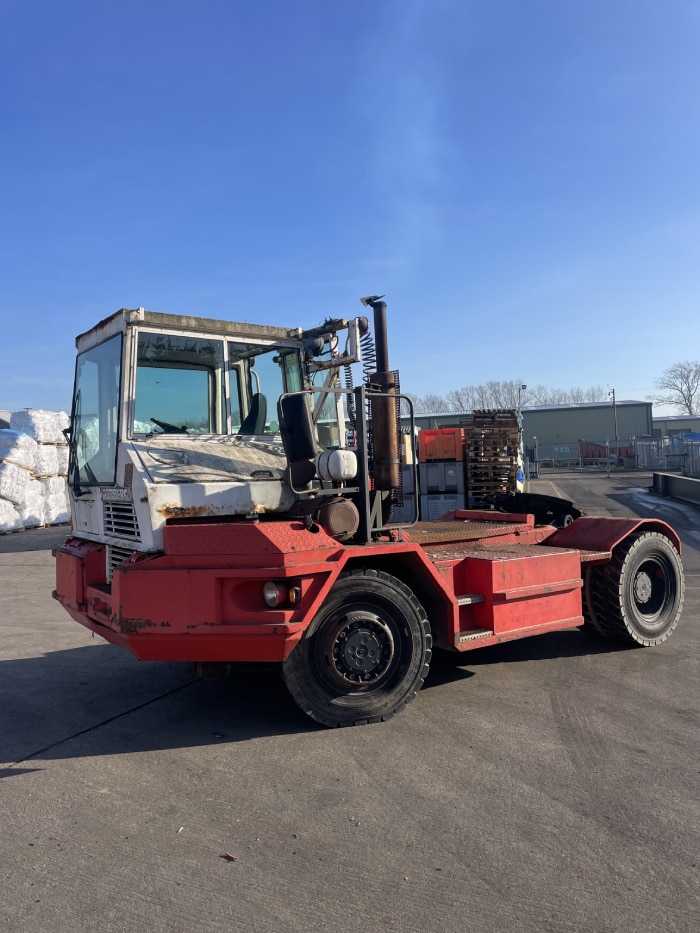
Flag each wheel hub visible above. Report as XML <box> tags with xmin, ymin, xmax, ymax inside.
<box><xmin>325</xmin><ymin>612</ymin><xmax>395</xmax><ymax>686</ymax></box>
<box><xmin>634</xmin><ymin>570</ymin><xmax>653</xmax><ymax>604</ymax></box>
<box><xmin>343</xmin><ymin>628</ymin><xmax>383</xmax><ymax>673</ymax></box>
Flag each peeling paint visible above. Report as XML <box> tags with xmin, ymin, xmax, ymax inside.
<box><xmin>157</xmin><ymin>503</ymin><xmax>225</xmax><ymax>520</ymax></box>
<box><xmin>119</xmin><ymin>616</ymin><xmax>158</xmax><ymax>633</ymax></box>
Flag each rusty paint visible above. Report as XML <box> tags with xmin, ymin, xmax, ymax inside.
<box><xmin>157</xmin><ymin>503</ymin><xmax>225</xmax><ymax>520</ymax></box>
<box><xmin>118</xmin><ymin>615</ymin><xmax>158</xmax><ymax>634</ymax></box>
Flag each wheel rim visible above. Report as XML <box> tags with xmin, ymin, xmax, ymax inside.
<box><xmin>631</xmin><ymin>556</ymin><xmax>674</xmax><ymax>626</ymax></box>
<box><xmin>314</xmin><ymin>608</ymin><xmax>398</xmax><ymax>691</ymax></box>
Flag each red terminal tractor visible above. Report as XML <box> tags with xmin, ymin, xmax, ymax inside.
<box><xmin>54</xmin><ymin>297</ymin><xmax>684</xmax><ymax>726</ymax></box>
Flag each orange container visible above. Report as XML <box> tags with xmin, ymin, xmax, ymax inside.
<box><xmin>418</xmin><ymin>428</ymin><xmax>465</xmax><ymax>462</ymax></box>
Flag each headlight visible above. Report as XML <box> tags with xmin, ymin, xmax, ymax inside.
<box><xmin>262</xmin><ymin>581</ymin><xmax>288</xmax><ymax>607</ymax></box>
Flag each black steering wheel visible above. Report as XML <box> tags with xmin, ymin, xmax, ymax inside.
<box><xmin>151</xmin><ymin>417</ymin><xmax>187</xmax><ymax>434</ymax></box>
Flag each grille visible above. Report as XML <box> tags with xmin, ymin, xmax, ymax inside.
<box><xmin>106</xmin><ymin>544</ymin><xmax>138</xmax><ymax>583</ymax></box>
<box><xmin>103</xmin><ymin>500</ymin><xmax>140</xmax><ymax>540</ymax></box>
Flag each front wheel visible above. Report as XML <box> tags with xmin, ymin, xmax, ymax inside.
<box><xmin>585</xmin><ymin>532</ymin><xmax>684</xmax><ymax>646</ymax></box>
<box><xmin>282</xmin><ymin>569</ymin><xmax>432</xmax><ymax>727</ymax></box>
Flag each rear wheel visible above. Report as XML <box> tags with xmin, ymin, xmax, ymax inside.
<box><xmin>585</xmin><ymin>532</ymin><xmax>684</xmax><ymax>646</ymax></box>
<box><xmin>282</xmin><ymin>568</ymin><xmax>432</xmax><ymax>727</ymax></box>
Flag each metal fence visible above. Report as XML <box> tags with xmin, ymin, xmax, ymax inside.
<box><xmin>635</xmin><ymin>438</ymin><xmax>685</xmax><ymax>471</ymax></box>
<box><xmin>526</xmin><ymin>436</ymin><xmax>639</xmax><ymax>469</ymax></box>
<box><xmin>526</xmin><ymin>434</ymin><xmax>700</xmax><ymax>474</ymax></box>
<box><xmin>684</xmin><ymin>440</ymin><xmax>700</xmax><ymax>479</ymax></box>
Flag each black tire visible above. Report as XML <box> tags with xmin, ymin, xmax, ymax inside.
<box><xmin>282</xmin><ymin>568</ymin><xmax>432</xmax><ymax>727</ymax></box>
<box><xmin>585</xmin><ymin>532</ymin><xmax>684</xmax><ymax>646</ymax></box>
<box><xmin>580</xmin><ymin>569</ymin><xmax>605</xmax><ymax>635</ymax></box>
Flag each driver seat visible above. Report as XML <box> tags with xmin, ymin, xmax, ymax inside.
<box><xmin>238</xmin><ymin>393</ymin><xmax>267</xmax><ymax>434</ymax></box>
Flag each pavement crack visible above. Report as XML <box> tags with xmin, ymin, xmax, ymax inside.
<box><xmin>8</xmin><ymin>677</ymin><xmax>200</xmax><ymax>768</ymax></box>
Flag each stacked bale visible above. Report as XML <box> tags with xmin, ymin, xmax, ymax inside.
<box><xmin>0</xmin><ymin>410</ymin><xmax>70</xmax><ymax>532</ymax></box>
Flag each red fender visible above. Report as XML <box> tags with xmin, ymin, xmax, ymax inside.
<box><xmin>544</xmin><ymin>516</ymin><xmax>681</xmax><ymax>557</ymax></box>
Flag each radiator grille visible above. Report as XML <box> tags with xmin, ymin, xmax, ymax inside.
<box><xmin>106</xmin><ymin>544</ymin><xmax>138</xmax><ymax>583</ymax></box>
<box><xmin>103</xmin><ymin>500</ymin><xmax>140</xmax><ymax>540</ymax></box>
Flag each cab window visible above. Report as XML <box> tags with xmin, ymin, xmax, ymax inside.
<box><xmin>134</xmin><ymin>333</ymin><xmax>226</xmax><ymax>434</ymax></box>
<box><xmin>228</xmin><ymin>343</ymin><xmax>302</xmax><ymax>434</ymax></box>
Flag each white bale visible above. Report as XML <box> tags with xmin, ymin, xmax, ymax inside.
<box><xmin>57</xmin><ymin>446</ymin><xmax>69</xmax><ymax>476</ymax></box>
<box><xmin>42</xmin><ymin>490</ymin><xmax>70</xmax><ymax>526</ymax></box>
<box><xmin>19</xmin><ymin>478</ymin><xmax>43</xmax><ymax>527</ymax></box>
<box><xmin>0</xmin><ymin>429</ymin><xmax>38</xmax><ymax>471</ymax></box>
<box><xmin>0</xmin><ymin>461</ymin><xmax>31</xmax><ymax>505</ymax></box>
<box><xmin>0</xmin><ymin>497</ymin><xmax>24</xmax><ymax>532</ymax></box>
<box><xmin>10</xmin><ymin>409</ymin><xmax>69</xmax><ymax>444</ymax></box>
<box><xmin>55</xmin><ymin>411</ymin><xmax>70</xmax><ymax>442</ymax></box>
<box><xmin>40</xmin><ymin>476</ymin><xmax>67</xmax><ymax>496</ymax></box>
<box><xmin>35</xmin><ymin>444</ymin><xmax>60</xmax><ymax>477</ymax></box>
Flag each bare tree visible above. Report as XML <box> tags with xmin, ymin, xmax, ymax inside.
<box><xmin>416</xmin><ymin>393</ymin><xmax>448</xmax><ymax>413</ymax></box>
<box><xmin>501</xmin><ymin>380</ymin><xmax>529</xmax><ymax>408</ymax></box>
<box><xmin>400</xmin><ymin>393</ymin><xmax>421</xmax><ymax>417</ymax></box>
<box><xmin>649</xmin><ymin>361</ymin><xmax>700</xmax><ymax>415</ymax></box>
<box><xmin>445</xmin><ymin>387</ymin><xmax>475</xmax><ymax>411</ymax></box>
<box><xmin>547</xmin><ymin>388</ymin><xmax>570</xmax><ymax>405</ymax></box>
<box><xmin>472</xmin><ymin>384</ymin><xmax>492</xmax><ymax>408</ymax></box>
<box><xmin>485</xmin><ymin>381</ymin><xmax>505</xmax><ymax>408</ymax></box>
<box><xmin>585</xmin><ymin>385</ymin><xmax>606</xmax><ymax>403</ymax></box>
<box><xmin>409</xmin><ymin>381</ymin><xmax>617</xmax><ymax>414</ymax></box>
<box><xmin>529</xmin><ymin>384</ymin><xmax>551</xmax><ymax>405</ymax></box>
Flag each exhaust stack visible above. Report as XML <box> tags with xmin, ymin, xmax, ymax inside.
<box><xmin>361</xmin><ymin>297</ymin><xmax>399</xmax><ymax>491</ymax></box>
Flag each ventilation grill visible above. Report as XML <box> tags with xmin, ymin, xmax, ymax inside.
<box><xmin>106</xmin><ymin>544</ymin><xmax>138</xmax><ymax>583</ymax></box>
<box><xmin>103</xmin><ymin>500</ymin><xmax>141</xmax><ymax>541</ymax></box>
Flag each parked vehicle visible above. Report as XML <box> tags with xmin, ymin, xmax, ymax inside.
<box><xmin>54</xmin><ymin>298</ymin><xmax>685</xmax><ymax>726</ymax></box>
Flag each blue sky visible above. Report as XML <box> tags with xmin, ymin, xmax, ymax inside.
<box><xmin>1</xmin><ymin>0</ymin><xmax>698</xmax><ymax>415</ymax></box>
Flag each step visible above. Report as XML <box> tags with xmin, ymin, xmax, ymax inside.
<box><xmin>456</xmin><ymin>628</ymin><xmax>493</xmax><ymax>643</ymax></box>
<box><xmin>456</xmin><ymin>593</ymin><xmax>485</xmax><ymax>606</ymax></box>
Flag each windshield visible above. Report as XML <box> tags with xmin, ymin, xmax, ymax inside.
<box><xmin>69</xmin><ymin>334</ymin><xmax>123</xmax><ymax>486</ymax></box>
<box><xmin>134</xmin><ymin>332</ymin><xmax>226</xmax><ymax>434</ymax></box>
<box><xmin>130</xmin><ymin>331</ymin><xmax>303</xmax><ymax>436</ymax></box>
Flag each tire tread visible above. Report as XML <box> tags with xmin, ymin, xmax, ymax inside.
<box><xmin>586</xmin><ymin>532</ymin><xmax>683</xmax><ymax>646</ymax></box>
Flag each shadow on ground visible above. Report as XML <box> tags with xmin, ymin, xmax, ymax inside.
<box><xmin>0</xmin><ymin>525</ymin><xmax>68</xmax><ymax>555</ymax></box>
<box><xmin>1</xmin><ymin>626</ymin><xmax>631</xmax><ymax>769</ymax></box>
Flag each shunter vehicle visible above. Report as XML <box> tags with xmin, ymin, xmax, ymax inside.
<box><xmin>54</xmin><ymin>298</ymin><xmax>685</xmax><ymax>726</ymax></box>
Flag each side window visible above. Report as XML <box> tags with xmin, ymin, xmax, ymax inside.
<box><xmin>134</xmin><ymin>333</ymin><xmax>225</xmax><ymax>434</ymax></box>
<box><xmin>229</xmin><ymin>367</ymin><xmax>243</xmax><ymax>433</ymax></box>
<box><xmin>228</xmin><ymin>344</ymin><xmax>302</xmax><ymax>435</ymax></box>
<box><xmin>70</xmin><ymin>334</ymin><xmax>122</xmax><ymax>485</ymax></box>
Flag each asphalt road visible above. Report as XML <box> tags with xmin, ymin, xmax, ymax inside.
<box><xmin>1</xmin><ymin>473</ymin><xmax>698</xmax><ymax>933</ymax></box>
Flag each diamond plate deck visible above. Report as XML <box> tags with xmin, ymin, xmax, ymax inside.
<box><xmin>406</xmin><ymin>520</ymin><xmax>531</xmax><ymax>546</ymax></box>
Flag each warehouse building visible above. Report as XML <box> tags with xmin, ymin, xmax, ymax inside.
<box><xmin>652</xmin><ymin>414</ymin><xmax>700</xmax><ymax>437</ymax></box>
<box><xmin>521</xmin><ymin>401</ymin><xmax>652</xmax><ymax>464</ymax></box>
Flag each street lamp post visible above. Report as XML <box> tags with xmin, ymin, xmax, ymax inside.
<box><xmin>610</xmin><ymin>388</ymin><xmax>619</xmax><ymax>461</ymax></box>
<box><xmin>517</xmin><ymin>384</ymin><xmax>527</xmax><ymax>417</ymax></box>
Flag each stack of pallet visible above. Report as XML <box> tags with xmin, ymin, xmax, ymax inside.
<box><xmin>461</xmin><ymin>410</ymin><xmax>520</xmax><ymax>503</ymax></box>
<box><xmin>417</xmin><ymin>428</ymin><xmax>466</xmax><ymax>520</ymax></box>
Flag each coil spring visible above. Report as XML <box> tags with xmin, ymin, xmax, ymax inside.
<box><xmin>343</xmin><ymin>362</ymin><xmax>356</xmax><ymax>428</ymax></box>
<box><xmin>361</xmin><ymin>331</ymin><xmax>377</xmax><ymax>384</ymax></box>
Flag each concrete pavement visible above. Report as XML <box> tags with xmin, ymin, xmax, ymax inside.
<box><xmin>1</xmin><ymin>477</ymin><xmax>698</xmax><ymax>933</ymax></box>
